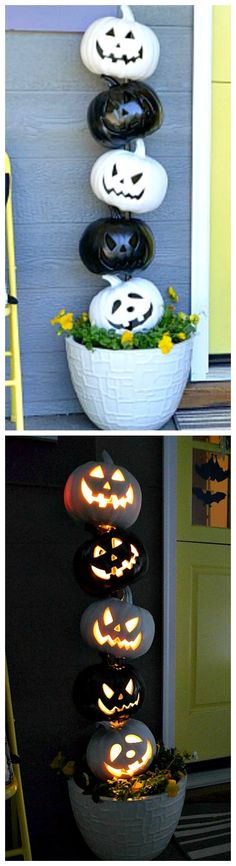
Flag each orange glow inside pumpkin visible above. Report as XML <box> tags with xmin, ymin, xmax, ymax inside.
<box><xmin>97</xmin><ymin>677</ymin><xmax>140</xmax><ymax>717</ymax></box>
<box><xmin>104</xmin><ymin>736</ymin><xmax>153</xmax><ymax>778</ymax></box>
<box><xmin>93</xmin><ymin>607</ymin><xmax>142</xmax><ymax>651</ymax></box>
<box><xmin>91</xmin><ymin>540</ymin><xmax>139</xmax><ymax>580</ymax></box>
<box><xmin>81</xmin><ymin>477</ymin><xmax>134</xmax><ymax>510</ymax></box>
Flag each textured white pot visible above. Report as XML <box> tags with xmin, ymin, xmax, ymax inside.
<box><xmin>68</xmin><ymin>775</ymin><xmax>187</xmax><ymax>860</ymax></box>
<box><xmin>66</xmin><ymin>337</ymin><xmax>193</xmax><ymax>430</ymax></box>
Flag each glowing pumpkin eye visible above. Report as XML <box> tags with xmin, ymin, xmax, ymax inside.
<box><xmin>89</xmin><ymin>465</ymin><xmax>104</xmax><ymax>478</ymax></box>
<box><xmin>111</xmin><ymin>469</ymin><xmax>125</xmax><ymax>481</ymax></box>
<box><xmin>103</xmin><ymin>607</ymin><xmax>113</xmax><ymax>626</ymax></box>
<box><xmin>110</xmin><ymin>744</ymin><xmax>122</xmax><ymax>762</ymax></box>
<box><xmin>125</xmin><ymin>678</ymin><xmax>134</xmax><ymax>696</ymax></box>
<box><xmin>131</xmin><ymin>544</ymin><xmax>139</xmax><ymax>557</ymax></box>
<box><xmin>93</xmin><ymin>545</ymin><xmax>106</xmax><ymax>558</ymax></box>
<box><xmin>102</xmin><ymin>683</ymin><xmax>114</xmax><ymax>699</ymax></box>
<box><xmin>125</xmin><ymin>735</ymin><xmax>142</xmax><ymax>743</ymax></box>
<box><xmin>125</xmin><ymin>617</ymin><xmax>139</xmax><ymax>633</ymax></box>
<box><xmin>111</xmin><ymin>537</ymin><xmax>122</xmax><ymax>548</ymax></box>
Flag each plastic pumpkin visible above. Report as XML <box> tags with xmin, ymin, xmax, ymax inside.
<box><xmin>73</xmin><ymin>527</ymin><xmax>148</xmax><ymax>596</ymax></box>
<box><xmin>87</xmin><ymin>77</ymin><xmax>163</xmax><ymax>148</ymax></box>
<box><xmin>64</xmin><ymin>454</ymin><xmax>142</xmax><ymax>529</ymax></box>
<box><xmin>86</xmin><ymin>718</ymin><xmax>156</xmax><ymax>780</ymax></box>
<box><xmin>80</xmin><ymin>5</ymin><xmax>160</xmax><ymax>81</ymax></box>
<box><xmin>80</xmin><ymin>597</ymin><xmax>155</xmax><ymax>659</ymax></box>
<box><xmin>72</xmin><ymin>660</ymin><xmax>145</xmax><ymax>722</ymax></box>
<box><xmin>79</xmin><ymin>215</ymin><xmax>154</xmax><ymax>275</ymax></box>
<box><xmin>90</xmin><ymin>139</ymin><xmax>168</xmax><ymax>214</ymax></box>
<box><xmin>89</xmin><ymin>275</ymin><xmax>164</xmax><ymax>333</ymax></box>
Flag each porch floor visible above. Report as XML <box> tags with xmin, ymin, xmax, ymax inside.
<box><xmin>6</xmin><ymin>405</ymin><xmax>231</xmax><ymax>432</ymax></box>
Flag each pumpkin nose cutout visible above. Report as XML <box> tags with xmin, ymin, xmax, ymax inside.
<box><xmin>127</xmin><ymin>306</ymin><xmax>134</xmax><ymax>313</ymax></box>
<box><xmin>114</xmin><ymin>624</ymin><xmax>121</xmax><ymax>632</ymax></box>
<box><xmin>103</xmin><ymin>481</ymin><xmax>111</xmax><ymax>489</ymax></box>
<box><xmin>111</xmin><ymin>554</ymin><xmax>117</xmax><ymax>561</ymax></box>
<box><xmin>120</xmin><ymin>245</ymin><xmax>126</xmax><ymax>252</ymax></box>
<box><xmin>118</xmin><ymin>693</ymin><xmax>123</xmax><ymax>700</ymax></box>
<box><xmin>120</xmin><ymin>178</ymin><xmax>124</xmax><ymax>184</ymax></box>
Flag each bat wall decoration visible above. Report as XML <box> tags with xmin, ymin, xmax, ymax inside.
<box><xmin>192</xmin><ymin>487</ymin><xmax>226</xmax><ymax>507</ymax></box>
<box><xmin>195</xmin><ymin>456</ymin><xmax>230</xmax><ymax>483</ymax></box>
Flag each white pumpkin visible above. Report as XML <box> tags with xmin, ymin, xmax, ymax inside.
<box><xmin>80</xmin><ymin>5</ymin><xmax>160</xmax><ymax>81</ymax></box>
<box><xmin>89</xmin><ymin>275</ymin><xmax>164</xmax><ymax>333</ymax></box>
<box><xmin>90</xmin><ymin>139</ymin><xmax>168</xmax><ymax>215</ymax></box>
<box><xmin>86</xmin><ymin>719</ymin><xmax>156</xmax><ymax>781</ymax></box>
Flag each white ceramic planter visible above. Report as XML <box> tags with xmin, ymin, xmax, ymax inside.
<box><xmin>68</xmin><ymin>774</ymin><xmax>187</xmax><ymax>860</ymax></box>
<box><xmin>66</xmin><ymin>336</ymin><xmax>193</xmax><ymax>430</ymax></box>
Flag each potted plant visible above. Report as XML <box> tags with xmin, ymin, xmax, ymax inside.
<box><xmin>51</xmin><ymin>286</ymin><xmax>199</xmax><ymax>430</ymax></box>
<box><xmin>51</xmin><ymin>743</ymin><xmax>188</xmax><ymax>861</ymax></box>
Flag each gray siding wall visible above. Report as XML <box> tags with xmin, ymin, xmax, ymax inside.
<box><xmin>6</xmin><ymin>6</ymin><xmax>193</xmax><ymax>417</ymax></box>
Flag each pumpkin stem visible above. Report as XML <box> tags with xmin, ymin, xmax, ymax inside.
<box><xmin>101</xmin><ymin>75</ymin><xmax>118</xmax><ymax>88</ymax></box>
<box><xmin>120</xmin><ymin>5</ymin><xmax>135</xmax><ymax>22</ymax></box>
<box><xmin>101</xmin><ymin>450</ymin><xmax>114</xmax><ymax>465</ymax></box>
<box><xmin>134</xmin><ymin>138</ymin><xmax>146</xmax><ymax>159</ymax></box>
<box><xmin>109</xmin><ymin>206</ymin><xmax>122</xmax><ymax>220</ymax></box>
<box><xmin>102</xmin><ymin>275</ymin><xmax>121</xmax><ymax>289</ymax></box>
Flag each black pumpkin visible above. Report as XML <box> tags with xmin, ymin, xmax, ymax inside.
<box><xmin>73</xmin><ymin>660</ymin><xmax>145</xmax><ymax>722</ymax></box>
<box><xmin>73</xmin><ymin>527</ymin><xmax>148</xmax><ymax>596</ymax></box>
<box><xmin>87</xmin><ymin>76</ymin><xmax>163</xmax><ymax>148</ymax></box>
<box><xmin>79</xmin><ymin>215</ymin><xmax>154</xmax><ymax>275</ymax></box>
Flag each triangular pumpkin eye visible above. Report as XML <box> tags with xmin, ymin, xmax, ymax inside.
<box><xmin>106</xmin><ymin>28</ymin><xmax>115</xmax><ymax>36</ymax></box>
<box><xmin>102</xmin><ymin>683</ymin><xmax>114</xmax><ymax>699</ymax></box>
<box><xmin>93</xmin><ymin>545</ymin><xmax>106</xmax><ymax>558</ymax></box>
<box><xmin>89</xmin><ymin>465</ymin><xmax>104</xmax><ymax>478</ymax></box>
<box><xmin>126</xmin><ymin>31</ymin><xmax>135</xmax><ymax>38</ymax></box>
<box><xmin>105</xmin><ymin>232</ymin><xmax>116</xmax><ymax>251</ymax></box>
<box><xmin>125</xmin><ymin>678</ymin><xmax>134</xmax><ymax>695</ymax></box>
<box><xmin>125</xmin><ymin>617</ymin><xmax>139</xmax><ymax>633</ymax></box>
<box><xmin>131</xmin><ymin>173</ymin><xmax>143</xmax><ymax>185</ymax></box>
<box><xmin>111</xmin><ymin>537</ymin><xmax>122</xmax><ymax>548</ymax></box>
<box><xmin>103</xmin><ymin>607</ymin><xmax>113</xmax><ymax>626</ymax></box>
<box><xmin>111</xmin><ymin>469</ymin><xmax>125</xmax><ymax>481</ymax></box>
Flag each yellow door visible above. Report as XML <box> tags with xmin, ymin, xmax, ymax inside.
<box><xmin>175</xmin><ymin>437</ymin><xmax>230</xmax><ymax>760</ymax></box>
<box><xmin>209</xmin><ymin>7</ymin><xmax>231</xmax><ymax>355</ymax></box>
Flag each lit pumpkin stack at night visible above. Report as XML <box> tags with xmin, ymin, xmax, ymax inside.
<box><xmin>64</xmin><ymin>452</ymin><xmax>156</xmax><ymax>782</ymax></box>
<box><xmin>79</xmin><ymin>4</ymin><xmax>168</xmax><ymax>336</ymax></box>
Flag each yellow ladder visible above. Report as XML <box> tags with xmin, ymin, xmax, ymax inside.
<box><xmin>5</xmin><ymin>662</ymin><xmax>32</xmax><ymax>860</ymax></box>
<box><xmin>5</xmin><ymin>152</ymin><xmax>24</xmax><ymax>430</ymax></box>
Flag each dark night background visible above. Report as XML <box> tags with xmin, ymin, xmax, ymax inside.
<box><xmin>6</xmin><ymin>435</ymin><xmax>163</xmax><ymax>858</ymax></box>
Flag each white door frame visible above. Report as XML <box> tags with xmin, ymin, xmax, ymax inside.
<box><xmin>162</xmin><ymin>437</ymin><xmax>230</xmax><ymax>786</ymax></box>
<box><xmin>191</xmin><ymin>6</ymin><xmax>212</xmax><ymax>381</ymax></box>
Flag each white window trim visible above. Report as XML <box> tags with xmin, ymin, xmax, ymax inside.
<box><xmin>191</xmin><ymin>6</ymin><xmax>212</xmax><ymax>381</ymax></box>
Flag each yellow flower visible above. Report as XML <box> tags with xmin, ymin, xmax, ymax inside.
<box><xmin>59</xmin><ymin>312</ymin><xmax>74</xmax><ymax>331</ymax></box>
<box><xmin>178</xmin><ymin>312</ymin><xmax>187</xmax><ymax>320</ymax></box>
<box><xmin>158</xmin><ymin>333</ymin><xmax>173</xmax><ymax>354</ymax></box>
<box><xmin>62</xmin><ymin>760</ymin><xmax>75</xmax><ymax>777</ymax></box>
<box><xmin>121</xmin><ymin>330</ymin><xmax>134</xmax><ymax>345</ymax></box>
<box><xmin>167</xmin><ymin>286</ymin><xmax>179</xmax><ymax>303</ymax></box>
<box><xmin>50</xmin><ymin>309</ymin><xmax>66</xmax><ymax>326</ymax></box>
<box><xmin>166</xmin><ymin>779</ymin><xmax>179</xmax><ymax>798</ymax></box>
<box><xmin>177</xmin><ymin>332</ymin><xmax>186</xmax><ymax>341</ymax></box>
<box><xmin>189</xmin><ymin>313</ymin><xmax>200</xmax><ymax>325</ymax></box>
<box><xmin>131</xmin><ymin>780</ymin><xmax>143</xmax><ymax>792</ymax></box>
<box><xmin>81</xmin><ymin>312</ymin><xmax>89</xmax><ymax>322</ymax></box>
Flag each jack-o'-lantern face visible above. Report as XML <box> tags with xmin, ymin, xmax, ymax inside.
<box><xmin>80</xmin><ymin>7</ymin><xmax>160</xmax><ymax>82</ymax></box>
<box><xmin>86</xmin><ymin>719</ymin><xmax>156</xmax><ymax>781</ymax></box>
<box><xmin>73</xmin><ymin>528</ymin><xmax>148</xmax><ymax>596</ymax></box>
<box><xmin>64</xmin><ymin>458</ymin><xmax>142</xmax><ymax>529</ymax></box>
<box><xmin>79</xmin><ymin>216</ymin><xmax>154</xmax><ymax>276</ymax></box>
<box><xmin>80</xmin><ymin>598</ymin><xmax>155</xmax><ymax>659</ymax></box>
<box><xmin>87</xmin><ymin>79</ymin><xmax>163</xmax><ymax>149</ymax></box>
<box><xmin>89</xmin><ymin>276</ymin><xmax>164</xmax><ymax>334</ymax></box>
<box><xmin>90</xmin><ymin>139</ymin><xmax>168</xmax><ymax>215</ymax></box>
<box><xmin>73</xmin><ymin>661</ymin><xmax>145</xmax><ymax>722</ymax></box>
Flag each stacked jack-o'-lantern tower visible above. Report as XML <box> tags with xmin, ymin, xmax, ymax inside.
<box><xmin>64</xmin><ymin>451</ymin><xmax>157</xmax><ymax>782</ymax></box>
<box><xmin>79</xmin><ymin>4</ymin><xmax>168</xmax><ymax>334</ymax></box>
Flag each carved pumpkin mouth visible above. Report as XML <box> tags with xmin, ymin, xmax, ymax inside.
<box><xmin>103</xmin><ymin>176</ymin><xmax>144</xmax><ymax>201</ymax></box>
<box><xmin>108</xmin><ymin>303</ymin><xmax>153</xmax><ymax>331</ymax></box>
<box><xmin>91</xmin><ymin>543</ymin><xmax>139</xmax><ymax>580</ymax></box>
<box><xmin>93</xmin><ymin>620</ymin><xmax>142</xmax><ymax>651</ymax></box>
<box><xmin>104</xmin><ymin>739</ymin><xmax>153</xmax><ymax>777</ymax></box>
<box><xmin>81</xmin><ymin>478</ymin><xmax>134</xmax><ymax>510</ymax></box>
<box><xmin>96</xmin><ymin>40</ymin><xmax>143</xmax><ymax>65</ymax></box>
<box><xmin>97</xmin><ymin>694</ymin><xmax>140</xmax><ymax>716</ymax></box>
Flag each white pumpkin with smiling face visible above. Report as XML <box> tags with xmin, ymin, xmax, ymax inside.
<box><xmin>86</xmin><ymin>718</ymin><xmax>156</xmax><ymax>781</ymax></box>
<box><xmin>89</xmin><ymin>275</ymin><xmax>164</xmax><ymax>333</ymax></box>
<box><xmin>90</xmin><ymin>139</ymin><xmax>168</xmax><ymax>215</ymax></box>
<box><xmin>80</xmin><ymin>5</ymin><xmax>160</xmax><ymax>81</ymax></box>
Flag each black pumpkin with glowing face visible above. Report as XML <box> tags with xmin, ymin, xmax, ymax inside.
<box><xmin>87</xmin><ymin>78</ymin><xmax>163</xmax><ymax>148</ymax></box>
<box><xmin>73</xmin><ymin>661</ymin><xmax>145</xmax><ymax>722</ymax></box>
<box><xmin>79</xmin><ymin>215</ymin><xmax>154</xmax><ymax>275</ymax></box>
<box><xmin>64</xmin><ymin>457</ymin><xmax>142</xmax><ymax>529</ymax></box>
<box><xmin>73</xmin><ymin>527</ymin><xmax>148</xmax><ymax>596</ymax></box>
<box><xmin>86</xmin><ymin>718</ymin><xmax>156</xmax><ymax>781</ymax></box>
